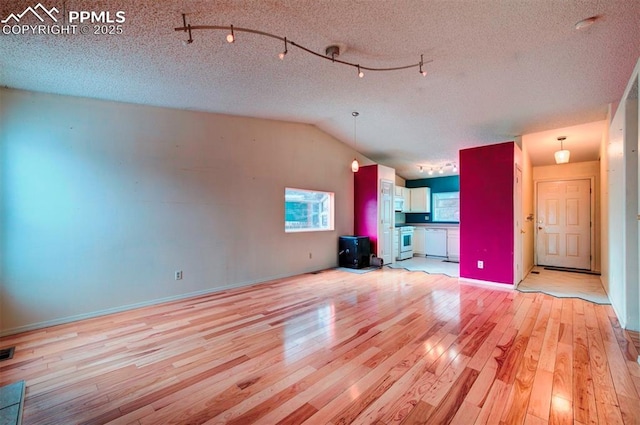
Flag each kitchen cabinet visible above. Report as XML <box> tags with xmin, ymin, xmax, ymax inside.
<box><xmin>413</xmin><ymin>227</ymin><xmax>426</xmax><ymax>255</ymax></box>
<box><xmin>408</xmin><ymin>187</ymin><xmax>431</xmax><ymax>212</ymax></box>
<box><xmin>393</xmin><ymin>228</ymin><xmax>399</xmax><ymax>260</ymax></box>
<box><xmin>447</xmin><ymin>228</ymin><xmax>460</xmax><ymax>261</ymax></box>
<box><xmin>403</xmin><ymin>188</ymin><xmax>411</xmax><ymax>212</ymax></box>
<box><xmin>394</xmin><ymin>185</ymin><xmax>404</xmax><ymax>198</ymax></box>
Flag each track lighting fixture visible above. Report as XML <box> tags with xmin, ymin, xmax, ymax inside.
<box><xmin>419</xmin><ymin>166</ymin><xmax>424</xmax><ymax>173</ymax></box>
<box><xmin>419</xmin><ymin>162</ymin><xmax>458</xmax><ymax>176</ymax></box>
<box><xmin>176</xmin><ymin>16</ymin><xmax>432</xmax><ymax>78</ymax></box>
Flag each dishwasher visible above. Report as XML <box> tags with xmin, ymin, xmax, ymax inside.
<box><xmin>425</xmin><ymin>228</ymin><xmax>447</xmax><ymax>257</ymax></box>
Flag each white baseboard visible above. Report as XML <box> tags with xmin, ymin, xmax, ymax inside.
<box><xmin>458</xmin><ymin>277</ymin><xmax>514</xmax><ymax>291</ymax></box>
<box><xmin>0</xmin><ymin>271</ymin><xmax>301</xmax><ymax>338</ymax></box>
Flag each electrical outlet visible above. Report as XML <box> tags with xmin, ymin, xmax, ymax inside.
<box><xmin>477</xmin><ymin>261</ymin><xmax>484</xmax><ymax>269</ymax></box>
<box><xmin>175</xmin><ymin>270</ymin><xmax>183</xmax><ymax>280</ymax></box>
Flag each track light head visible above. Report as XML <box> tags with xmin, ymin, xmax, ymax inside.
<box><xmin>278</xmin><ymin>37</ymin><xmax>288</xmax><ymax>60</ymax></box>
<box><xmin>226</xmin><ymin>25</ymin><xmax>235</xmax><ymax>43</ymax></box>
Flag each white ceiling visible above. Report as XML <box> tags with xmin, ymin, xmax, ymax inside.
<box><xmin>2</xmin><ymin>0</ymin><xmax>639</xmax><ymax>180</ymax></box>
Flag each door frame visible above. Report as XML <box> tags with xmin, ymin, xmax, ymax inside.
<box><xmin>533</xmin><ymin>176</ymin><xmax>596</xmax><ymax>271</ymax></box>
<box><xmin>514</xmin><ymin>165</ymin><xmax>523</xmax><ymax>288</ymax></box>
<box><xmin>378</xmin><ymin>179</ymin><xmax>394</xmax><ymax>264</ymax></box>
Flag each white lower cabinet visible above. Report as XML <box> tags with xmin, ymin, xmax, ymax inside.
<box><xmin>413</xmin><ymin>227</ymin><xmax>426</xmax><ymax>255</ymax></box>
<box><xmin>393</xmin><ymin>228</ymin><xmax>399</xmax><ymax>260</ymax></box>
<box><xmin>447</xmin><ymin>228</ymin><xmax>460</xmax><ymax>261</ymax></box>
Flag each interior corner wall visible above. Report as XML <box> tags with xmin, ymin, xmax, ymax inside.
<box><xmin>600</xmin><ymin>107</ymin><xmax>612</xmax><ymax>298</ymax></box>
<box><xmin>532</xmin><ymin>161</ymin><xmax>601</xmax><ymax>272</ymax></box>
<box><xmin>460</xmin><ymin>141</ymin><xmax>514</xmax><ymax>285</ymax></box>
<box><xmin>0</xmin><ymin>88</ymin><xmax>356</xmax><ymax>335</ymax></box>
<box><xmin>606</xmin><ymin>63</ymin><xmax>639</xmax><ymax>331</ymax></box>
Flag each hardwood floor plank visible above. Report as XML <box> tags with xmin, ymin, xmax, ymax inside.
<box><xmin>473</xmin><ymin>379</ymin><xmax>511</xmax><ymax>425</ymax></box>
<box><xmin>448</xmin><ymin>400</ymin><xmax>481</xmax><ymax>425</ymax></box>
<box><xmin>617</xmin><ymin>393</ymin><xmax>640</xmax><ymax>425</ymax></box>
<box><xmin>419</xmin><ymin>366</ymin><xmax>479</xmax><ymax>425</ymax></box>
<box><xmin>0</xmin><ymin>268</ymin><xmax>637</xmax><ymax>425</ymax></box>
<box><xmin>572</xmin><ymin>298</ymin><xmax>597</xmax><ymax>425</ymax></box>
<box><xmin>398</xmin><ymin>400</ymin><xmax>434</xmax><ymax>425</ymax></box>
<box><xmin>583</xmin><ymin>302</ymin><xmax>625</xmax><ymax>425</ymax></box>
<box><xmin>594</xmin><ymin>305</ymin><xmax>640</xmax><ymax>399</ymax></box>
<box><xmin>524</xmin><ymin>413</ymin><xmax>548</xmax><ymax>425</ymax></box>
<box><xmin>548</xmin><ymin>395</ymin><xmax>572</xmax><ymax>425</ymax></box>
<box><xmin>527</xmin><ymin>369</ymin><xmax>553</xmax><ymax>421</ymax></box>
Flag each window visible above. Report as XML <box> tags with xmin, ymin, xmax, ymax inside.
<box><xmin>285</xmin><ymin>188</ymin><xmax>334</xmax><ymax>232</ymax></box>
<box><xmin>432</xmin><ymin>191</ymin><xmax>460</xmax><ymax>222</ymax></box>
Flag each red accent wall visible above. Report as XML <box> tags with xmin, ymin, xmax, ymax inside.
<box><xmin>460</xmin><ymin>142</ymin><xmax>514</xmax><ymax>284</ymax></box>
<box><xmin>354</xmin><ymin>165</ymin><xmax>379</xmax><ymax>252</ymax></box>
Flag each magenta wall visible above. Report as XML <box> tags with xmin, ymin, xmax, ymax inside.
<box><xmin>354</xmin><ymin>165</ymin><xmax>379</xmax><ymax>252</ymax></box>
<box><xmin>460</xmin><ymin>142</ymin><xmax>514</xmax><ymax>284</ymax></box>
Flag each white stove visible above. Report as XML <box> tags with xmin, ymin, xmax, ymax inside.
<box><xmin>396</xmin><ymin>226</ymin><xmax>415</xmax><ymax>260</ymax></box>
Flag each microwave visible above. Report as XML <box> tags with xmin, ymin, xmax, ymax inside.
<box><xmin>394</xmin><ymin>197</ymin><xmax>404</xmax><ymax>211</ymax></box>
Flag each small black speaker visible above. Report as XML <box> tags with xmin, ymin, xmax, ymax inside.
<box><xmin>338</xmin><ymin>236</ymin><xmax>370</xmax><ymax>269</ymax></box>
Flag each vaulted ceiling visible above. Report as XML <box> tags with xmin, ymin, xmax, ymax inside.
<box><xmin>2</xmin><ymin>0</ymin><xmax>639</xmax><ymax>179</ymax></box>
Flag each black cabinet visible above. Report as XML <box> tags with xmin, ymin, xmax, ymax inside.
<box><xmin>338</xmin><ymin>236</ymin><xmax>370</xmax><ymax>269</ymax></box>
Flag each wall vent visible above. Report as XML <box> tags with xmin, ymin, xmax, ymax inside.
<box><xmin>0</xmin><ymin>347</ymin><xmax>15</xmax><ymax>361</ymax></box>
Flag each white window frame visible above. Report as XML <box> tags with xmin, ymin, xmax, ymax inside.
<box><xmin>285</xmin><ymin>188</ymin><xmax>335</xmax><ymax>233</ymax></box>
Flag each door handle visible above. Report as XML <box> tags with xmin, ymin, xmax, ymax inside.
<box><xmin>538</xmin><ymin>226</ymin><xmax>543</xmax><ymax>230</ymax></box>
<box><xmin>520</xmin><ymin>229</ymin><xmax>526</xmax><ymax>234</ymax></box>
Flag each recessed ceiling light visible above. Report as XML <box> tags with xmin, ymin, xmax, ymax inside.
<box><xmin>575</xmin><ymin>16</ymin><xmax>598</xmax><ymax>30</ymax></box>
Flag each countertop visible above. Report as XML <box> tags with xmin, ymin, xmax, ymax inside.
<box><xmin>400</xmin><ymin>223</ymin><xmax>459</xmax><ymax>228</ymax></box>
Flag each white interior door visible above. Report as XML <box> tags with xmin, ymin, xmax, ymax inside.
<box><xmin>536</xmin><ymin>179</ymin><xmax>591</xmax><ymax>269</ymax></box>
<box><xmin>379</xmin><ymin>180</ymin><xmax>393</xmax><ymax>264</ymax></box>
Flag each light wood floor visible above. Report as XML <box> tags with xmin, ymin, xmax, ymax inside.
<box><xmin>1</xmin><ymin>268</ymin><xmax>639</xmax><ymax>425</ymax></box>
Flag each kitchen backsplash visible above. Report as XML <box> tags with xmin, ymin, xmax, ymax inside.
<box><xmin>405</xmin><ymin>212</ymin><xmax>431</xmax><ymax>223</ymax></box>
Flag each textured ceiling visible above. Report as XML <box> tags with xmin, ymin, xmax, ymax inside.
<box><xmin>1</xmin><ymin>0</ymin><xmax>639</xmax><ymax>179</ymax></box>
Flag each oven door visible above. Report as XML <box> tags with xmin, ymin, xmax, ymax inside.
<box><xmin>401</xmin><ymin>231</ymin><xmax>413</xmax><ymax>252</ymax></box>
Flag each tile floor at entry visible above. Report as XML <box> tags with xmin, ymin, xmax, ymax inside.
<box><xmin>387</xmin><ymin>256</ymin><xmax>459</xmax><ymax>277</ymax></box>
<box><xmin>518</xmin><ymin>266</ymin><xmax>609</xmax><ymax>305</ymax></box>
<box><xmin>388</xmin><ymin>257</ymin><xmax>609</xmax><ymax>305</ymax></box>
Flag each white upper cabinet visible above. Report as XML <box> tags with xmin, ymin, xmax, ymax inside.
<box><xmin>408</xmin><ymin>187</ymin><xmax>431</xmax><ymax>212</ymax></box>
<box><xmin>403</xmin><ymin>188</ymin><xmax>411</xmax><ymax>212</ymax></box>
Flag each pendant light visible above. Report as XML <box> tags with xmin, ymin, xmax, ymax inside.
<box><xmin>351</xmin><ymin>111</ymin><xmax>360</xmax><ymax>172</ymax></box>
<box><xmin>554</xmin><ymin>136</ymin><xmax>570</xmax><ymax>164</ymax></box>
